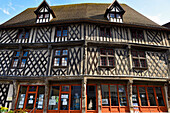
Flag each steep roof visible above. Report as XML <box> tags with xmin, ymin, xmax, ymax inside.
<box><xmin>0</xmin><ymin>3</ymin><xmax>167</xmax><ymax>29</ymax></box>
<box><xmin>163</xmin><ymin>22</ymin><xmax>170</xmax><ymax>28</ymax></box>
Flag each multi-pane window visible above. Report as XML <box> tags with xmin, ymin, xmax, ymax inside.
<box><xmin>100</xmin><ymin>27</ymin><xmax>111</xmax><ymax>37</ymax></box>
<box><xmin>100</xmin><ymin>49</ymin><xmax>115</xmax><ymax>67</ymax></box>
<box><xmin>131</xmin><ymin>29</ymin><xmax>144</xmax><ymax>40</ymax></box>
<box><xmin>101</xmin><ymin>84</ymin><xmax>128</xmax><ymax>107</ymax></box>
<box><xmin>38</xmin><ymin>13</ymin><xmax>50</xmax><ymax>19</ymax></box>
<box><xmin>11</xmin><ymin>51</ymin><xmax>29</xmax><ymax>68</ymax></box>
<box><xmin>17</xmin><ymin>29</ymin><xmax>30</xmax><ymax>39</ymax></box>
<box><xmin>56</xmin><ymin>27</ymin><xmax>68</xmax><ymax>37</ymax></box>
<box><xmin>132</xmin><ymin>50</ymin><xmax>147</xmax><ymax>68</ymax></box>
<box><xmin>132</xmin><ymin>85</ymin><xmax>166</xmax><ymax>110</ymax></box>
<box><xmin>53</xmin><ymin>49</ymin><xmax>68</xmax><ymax>67</ymax></box>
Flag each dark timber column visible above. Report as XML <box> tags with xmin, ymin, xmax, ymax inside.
<box><xmin>127</xmin><ymin>79</ymin><xmax>133</xmax><ymax>113</ymax></box>
<box><xmin>128</xmin><ymin>45</ymin><xmax>133</xmax><ymax>75</ymax></box>
<box><xmin>43</xmin><ymin>79</ymin><xmax>49</xmax><ymax>113</ymax></box>
<box><xmin>12</xmin><ymin>80</ymin><xmax>18</xmax><ymax>110</ymax></box>
<box><xmin>164</xmin><ymin>83</ymin><xmax>170</xmax><ymax>112</ymax></box>
<box><xmin>97</xmin><ymin>83</ymin><xmax>101</xmax><ymax>113</ymax></box>
<box><xmin>82</xmin><ymin>77</ymin><xmax>87</xmax><ymax>113</ymax></box>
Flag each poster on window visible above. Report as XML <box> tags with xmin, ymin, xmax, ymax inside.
<box><xmin>61</xmin><ymin>94</ymin><xmax>68</xmax><ymax>99</ymax></box>
<box><xmin>49</xmin><ymin>99</ymin><xmax>56</xmax><ymax>105</ymax></box>
<box><xmin>18</xmin><ymin>105</ymin><xmax>23</xmax><ymax>108</ymax></box>
<box><xmin>28</xmin><ymin>100</ymin><xmax>33</xmax><ymax>104</ymax></box>
<box><xmin>102</xmin><ymin>99</ymin><xmax>108</xmax><ymax>104</ymax></box>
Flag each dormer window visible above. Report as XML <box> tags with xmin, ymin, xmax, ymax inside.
<box><xmin>34</xmin><ymin>0</ymin><xmax>56</xmax><ymax>23</ymax></box>
<box><xmin>105</xmin><ymin>0</ymin><xmax>125</xmax><ymax>23</ymax></box>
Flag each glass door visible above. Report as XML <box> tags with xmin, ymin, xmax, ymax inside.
<box><xmin>60</xmin><ymin>86</ymin><xmax>70</xmax><ymax>113</ymax></box>
<box><xmin>87</xmin><ymin>85</ymin><xmax>98</xmax><ymax>113</ymax></box>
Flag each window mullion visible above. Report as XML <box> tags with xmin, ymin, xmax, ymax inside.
<box><xmin>153</xmin><ymin>87</ymin><xmax>159</xmax><ymax>107</ymax></box>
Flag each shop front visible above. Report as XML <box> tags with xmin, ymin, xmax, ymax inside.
<box><xmin>14</xmin><ymin>80</ymin><xmax>168</xmax><ymax>113</ymax></box>
<box><xmin>15</xmin><ymin>85</ymin><xmax>45</xmax><ymax>113</ymax></box>
<box><xmin>132</xmin><ymin>85</ymin><xmax>167</xmax><ymax>112</ymax></box>
<box><xmin>48</xmin><ymin>84</ymin><xmax>82</xmax><ymax>113</ymax></box>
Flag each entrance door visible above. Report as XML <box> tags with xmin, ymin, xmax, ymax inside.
<box><xmin>86</xmin><ymin>85</ymin><xmax>98</xmax><ymax>113</ymax></box>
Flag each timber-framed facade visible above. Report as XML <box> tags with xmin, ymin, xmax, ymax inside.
<box><xmin>0</xmin><ymin>0</ymin><xmax>170</xmax><ymax>113</ymax></box>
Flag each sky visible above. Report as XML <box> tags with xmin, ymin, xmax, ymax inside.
<box><xmin>0</xmin><ymin>0</ymin><xmax>170</xmax><ymax>25</ymax></box>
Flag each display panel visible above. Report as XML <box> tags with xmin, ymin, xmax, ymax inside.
<box><xmin>48</xmin><ymin>86</ymin><xmax>60</xmax><ymax>110</ymax></box>
<box><xmin>60</xmin><ymin>94</ymin><xmax>69</xmax><ymax>110</ymax></box>
<box><xmin>139</xmin><ymin>87</ymin><xmax>148</xmax><ymax>106</ymax></box>
<box><xmin>110</xmin><ymin>85</ymin><xmax>118</xmax><ymax>106</ymax></box>
<box><xmin>155</xmin><ymin>87</ymin><xmax>165</xmax><ymax>106</ymax></box>
<box><xmin>118</xmin><ymin>85</ymin><xmax>127</xmax><ymax>106</ymax></box>
<box><xmin>16</xmin><ymin>86</ymin><xmax>27</xmax><ymax>109</ymax></box>
<box><xmin>101</xmin><ymin>85</ymin><xmax>110</xmax><ymax>106</ymax></box>
<box><xmin>147</xmin><ymin>87</ymin><xmax>156</xmax><ymax>106</ymax></box>
<box><xmin>71</xmin><ymin>86</ymin><xmax>81</xmax><ymax>110</ymax></box>
<box><xmin>36</xmin><ymin>86</ymin><xmax>45</xmax><ymax>109</ymax></box>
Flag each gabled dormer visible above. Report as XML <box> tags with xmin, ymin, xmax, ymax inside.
<box><xmin>105</xmin><ymin>0</ymin><xmax>125</xmax><ymax>23</ymax></box>
<box><xmin>34</xmin><ymin>0</ymin><xmax>56</xmax><ymax>23</ymax></box>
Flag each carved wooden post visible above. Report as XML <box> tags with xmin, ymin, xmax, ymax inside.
<box><xmin>128</xmin><ymin>79</ymin><xmax>133</xmax><ymax>113</ymax></box>
<box><xmin>12</xmin><ymin>80</ymin><xmax>18</xmax><ymax>110</ymax></box>
<box><xmin>82</xmin><ymin>77</ymin><xmax>87</xmax><ymax>113</ymax></box>
<box><xmin>164</xmin><ymin>83</ymin><xmax>170</xmax><ymax>112</ymax></box>
<box><xmin>128</xmin><ymin>45</ymin><xmax>133</xmax><ymax>75</ymax></box>
<box><xmin>43</xmin><ymin>79</ymin><xmax>49</xmax><ymax>113</ymax></box>
<box><xmin>97</xmin><ymin>83</ymin><xmax>101</xmax><ymax>113</ymax></box>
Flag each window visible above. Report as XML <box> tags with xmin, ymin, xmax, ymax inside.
<box><xmin>17</xmin><ymin>29</ymin><xmax>30</xmax><ymax>39</ymax></box>
<box><xmin>71</xmin><ymin>86</ymin><xmax>81</xmax><ymax>110</ymax></box>
<box><xmin>53</xmin><ymin>49</ymin><xmax>68</xmax><ymax>67</ymax></box>
<box><xmin>11</xmin><ymin>51</ymin><xmax>29</xmax><ymax>68</ymax></box>
<box><xmin>16</xmin><ymin>85</ymin><xmax>45</xmax><ymax>110</ymax></box>
<box><xmin>48</xmin><ymin>85</ymin><xmax>81</xmax><ymax>111</ymax></box>
<box><xmin>100</xmin><ymin>27</ymin><xmax>111</xmax><ymax>37</ymax></box>
<box><xmin>132</xmin><ymin>50</ymin><xmax>147</xmax><ymax>69</ymax></box>
<box><xmin>131</xmin><ymin>29</ymin><xmax>144</xmax><ymax>40</ymax></box>
<box><xmin>100</xmin><ymin>49</ymin><xmax>115</xmax><ymax>67</ymax></box>
<box><xmin>38</xmin><ymin>13</ymin><xmax>50</xmax><ymax>19</ymax></box>
<box><xmin>108</xmin><ymin>13</ymin><xmax>123</xmax><ymax>23</ymax></box>
<box><xmin>101</xmin><ymin>84</ymin><xmax>128</xmax><ymax>112</ymax></box>
<box><xmin>132</xmin><ymin>85</ymin><xmax>167</xmax><ymax>112</ymax></box>
<box><xmin>56</xmin><ymin>27</ymin><xmax>68</xmax><ymax>37</ymax></box>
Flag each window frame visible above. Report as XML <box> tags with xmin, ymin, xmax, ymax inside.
<box><xmin>131</xmin><ymin>29</ymin><xmax>144</xmax><ymax>40</ymax></box>
<box><xmin>99</xmin><ymin>27</ymin><xmax>111</xmax><ymax>37</ymax></box>
<box><xmin>11</xmin><ymin>50</ymin><xmax>29</xmax><ymax>69</ymax></box>
<box><xmin>56</xmin><ymin>26</ymin><xmax>68</xmax><ymax>38</ymax></box>
<box><xmin>15</xmin><ymin>85</ymin><xmax>45</xmax><ymax>110</ymax></box>
<box><xmin>132</xmin><ymin>50</ymin><xmax>147</xmax><ymax>70</ymax></box>
<box><xmin>132</xmin><ymin>85</ymin><xmax>167</xmax><ymax>112</ymax></box>
<box><xmin>53</xmin><ymin>49</ymin><xmax>68</xmax><ymax>68</ymax></box>
<box><xmin>99</xmin><ymin>48</ymin><xmax>115</xmax><ymax>68</ymax></box>
<box><xmin>101</xmin><ymin>84</ymin><xmax>129</xmax><ymax>112</ymax></box>
<box><xmin>47</xmin><ymin>84</ymin><xmax>82</xmax><ymax>111</ymax></box>
<box><xmin>17</xmin><ymin>29</ymin><xmax>30</xmax><ymax>39</ymax></box>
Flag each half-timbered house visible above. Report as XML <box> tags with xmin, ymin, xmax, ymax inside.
<box><xmin>0</xmin><ymin>0</ymin><xmax>170</xmax><ymax>113</ymax></box>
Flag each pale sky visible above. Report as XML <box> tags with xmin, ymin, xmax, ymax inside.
<box><xmin>0</xmin><ymin>0</ymin><xmax>169</xmax><ymax>25</ymax></box>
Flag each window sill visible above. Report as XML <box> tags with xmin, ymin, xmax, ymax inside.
<box><xmin>53</xmin><ymin>66</ymin><xmax>67</xmax><ymax>68</ymax></box>
<box><xmin>132</xmin><ymin>67</ymin><xmax>148</xmax><ymax>70</ymax></box>
<box><xmin>99</xmin><ymin>66</ymin><xmax>115</xmax><ymax>68</ymax></box>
